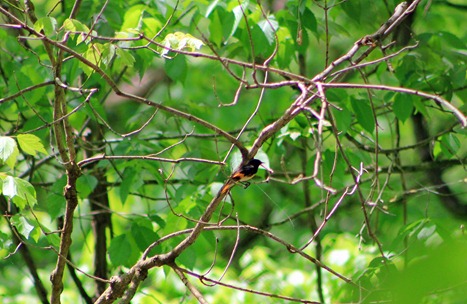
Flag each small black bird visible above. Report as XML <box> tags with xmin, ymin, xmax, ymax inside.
<box><xmin>221</xmin><ymin>159</ymin><xmax>264</xmax><ymax>194</ymax></box>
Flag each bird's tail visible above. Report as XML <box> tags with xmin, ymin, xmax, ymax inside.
<box><xmin>220</xmin><ymin>180</ymin><xmax>235</xmax><ymax>195</ymax></box>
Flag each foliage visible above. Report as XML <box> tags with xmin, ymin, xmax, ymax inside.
<box><xmin>0</xmin><ymin>0</ymin><xmax>466</xmax><ymax>303</ymax></box>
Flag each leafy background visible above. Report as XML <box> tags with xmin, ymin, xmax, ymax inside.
<box><xmin>0</xmin><ymin>0</ymin><xmax>466</xmax><ymax>303</ymax></box>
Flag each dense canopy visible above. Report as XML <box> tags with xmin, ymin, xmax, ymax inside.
<box><xmin>0</xmin><ymin>1</ymin><xmax>466</xmax><ymax>303</ymax></box>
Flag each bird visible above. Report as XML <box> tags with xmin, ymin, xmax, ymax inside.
<box><xmin>220</xmin><ymin>159</ymin><xmax>264</xmax><ymax>194</ymax></box>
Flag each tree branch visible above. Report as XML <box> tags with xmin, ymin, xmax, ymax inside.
<box><xmin>320</xmin><ymin>82</ymin><xmax>467</xmax><ymax>127</ymax></box>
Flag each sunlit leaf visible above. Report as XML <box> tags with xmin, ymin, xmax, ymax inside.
<box><xmin>100</xmin><ymin>43</ymin><xmax>116</xmax><ymax>65</ymax></box>
<box><xmin>142</xmin><ymin>17</ymin><xmax>162</xmax><ymax>38</ymax></box>
<box><xmin>34</xmin><ymin>17</ymin><xmax>57</xmax><ymax>36</ymax></box>
<box><xmin>115</xmin><ymin>47</ymin><xmax>135</xmax><ymax>67</ymax></box>
<box><xmin>257</xmin><ymin>17</ymin><xmax>279</xmax><ymax>45</ymax></box>
<box><xmin>2</xmin><ymin>175</ymin><xmax>16</xmax><ymax>198</ymax></box>
<box><xmin>209</xmin><ymin>9</ymin><xmax>224</xmax><ymax>46</ymax></box>
<box><xmin>11</xmin><ymin>177</ymin><xmax>37</xmax><ymax>209</ymax></box>
<box><xmin>10</xmin><ymin>214</ymin><xmax>35</xmax><ymax>240</ymax></box>
<box><xmin>1</xmin><ymin>175</ymin><xmax>36</xmax><ymax>209</ymax></box>
<box><xmin>17</xmin><ymin>134</ymin><xmax>48</xmax><ymax>156</ymax></box>
<box><xmin>226</xmin><ymin>3</ymin><xmax>246</xmax><ymax>40</ymax></box>
<box><xmin>63</xmin><ymin>18</ymin><xmax>90</xmax><ymax>32</ymax></box>
<box><xmin>63</xmin><ymin>18</ymin><xmax>92</xmax><ymax>44</ymax></box>
<box><xmin>120</xmin><ymin>4</ymin><xmax>145</xmax><ymax>32</ymax></box>
<box><xmin>0</xmin><ymin>137</ymin><xmax>17</xmax><ymax>163</ymax></box>
<box><xmin>160</xmin><ymin>32</ymin><xmax>204</xmax><ymax>57</ymax></box>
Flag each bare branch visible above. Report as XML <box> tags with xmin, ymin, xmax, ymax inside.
<box><xmin>172</xmin><ymin>264</ymin><xmax>208</xmax><ymax>304</ymax></box>
<box><xmin>78</xmin><ymin>155</ymin><xmax>224</xmax><ymax>168</ymax></box>
<box><xmin>321</xmin><ymin>82</ymin><xmax>467</xmax><ymax>127</ymax></box>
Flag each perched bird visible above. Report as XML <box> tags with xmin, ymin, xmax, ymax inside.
<box><xmin>221</xmin><ymin>159</ymin><xmax>264</xmax><ymax>194</ymax></box>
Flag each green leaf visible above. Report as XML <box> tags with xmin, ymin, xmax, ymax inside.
<box><xmin>2</xmin><ymin>176</ymin><xmax>37</xmax><ymax>209</ymax></box>
<box><xmin>350</xmin><ymin>98</ymin><xmax>375</xmax><ymax>133</ymax></box>
<box><xmin>46</xmin><ymin>193</ymin><xmax>66</xmax><ymax>220</ymax></box>
<box><xmin>393</xmin><ymin>219</ymin><xmax>430</xmax><ymax>246</ymax></box>
<box><xmin>435</xmin><ymin>133</ymin><xmax>461</xmax><ymax>159</ymax></box>
<box><xmin>142</xmin><ymin>17</ymin><xmax>162</xmax><ymax>38</ymax></box>
<box><xmin>63</xmin><ymin>18</ymin><xmax>90</xmax><ymax>32</ymax></box>
<box><xmin>449</xmin><ymin>65</ymin><xmax>466</xmax><ymax>88</ymax></box>
<box><xmin>81</xmin><ymin>43</ymin><xmax>115</xmax><ymax>71</ymax></box>
<box><xmin>249</xmin><ymin>24</ymin><xmax>272</xmax><ymax>56</ymax></box>
<box><xmin>0</xmin><ymin>136</ymin><xmax>17</xmax><ymax>163</ymax></box>
<box><xmin>444</xmin><ymin>133</ymin><xmax>461</xmax><ymax>152</ymax></box>
<box><xmin>342</xmin><ymin>1</ymin><xmax>361</xmax><ymax>23</ymax></box>
<box><xmin>209</xmin><ymin>9</ymin><xmax>224</xmax><ymax>46</ymax></box>
<box><xmin>17</xmin><ymin>134</ymin><xmax>48</xmax><ymax>156</ymax></box>
<box><xmin>275</xmin><ymin>27</ymin><xmax>294</xmax><ymax>68</ymax></box>
<box><xmin>226</xmin><ymin>3</ymin><xmax>246</xmax><ymax>41</ymax></box>
<box><xmin>301</xmin><ymin>8</ymin><xmax>317</xmax><ymax>34</ymax></box>
<box><xmin>83</xmin><ymin>43</ymin><xmax>115</xmax><ymax>69</ymax></box>
<box><xmin>0</xmin><ymin>230</ymin><xmax>14</xmax><ymax>251</ymax></box>
<box><xmin>47</xmin><ymin>175</ymin><xmax>67</xmax><ymax>220</ymax></box>
<box><xmin>45</xmin><ymin>233</ymin><xmax>61</xmax><ymax>248</ymax></box>
<box><xmin>120</xmin><ymin>166</ymin><xmax>137</xmax><ymax>204</ymax></box>
<box><xmin>131</xmin><ymin>222</ymin><xmax>158</xmax><ymax>252</ymax></box>
<box><xmin>178</xmin><ymin>250</ymin><xmax>196</xmax><ymax>270</ymax></box>
<box><xmin>205</xmin><ymin>0</ymin><xmax>221</xmax><ymax>17</ymax></box>
<box><xmin>176</xmin><ymin>195</ymin><xmax>197</xmax><ymax>214</ymax></box>
<box><xmin>76</xmin><ymin>175</ymin><xmax>98</xmax><ymax>199</ymax></box>
<box><xmin>120</xmin><ymin>4</ymin><xmax>145</xmax><ymax>32</ymax></box>
<box><xmin>10</xmin><ymin>214</ymin><xmax>36</xmax><ymax>240</ymax></box>
<box><xmin>257</xmin><ymin>17</ymin><xmax>279</xmax><ymax>45</ymax></box>
<box><xmin>1</xmin><ymin>147</ymin><xmax>18</xmax><ymax>168</ymax></box>
<box><xmin>85</xmin><ymin>97</ymin><xmax>108</xmax><ymax>122</ymax></box>
<box><xmin>393</xmin><ymin>94</ymin><xmax>414</xmax><ymax>122</ymax></box>
<box><xmin>413</xmin><ymin>98</ymin><xmax>429</xmax><ymax>117</ymax></box>
<box><xmin>149</xmin><ymin>214</ymin><xmax>166</xmax><ymax>229</ymax></box>
<box><xmin>34</xmin><ymin>17</ymin><xmax>57</xmax><ymax>36</ymax></box>
<box><xmin>109</xmin><ymin>234</ymin><xmax>134</xmax><ymax>267</ymax></box>
<box><xmin>63</xmin><ymin>18</ymin><xmax>91</xmax><ymax>44</ymax></box>
<box><xmin>81</xmin><ymin>46</ymin><xmax>99</xmax><ymax>75</ymax></box>
<box><xmin>395</xmin><ymin>54</ymin><xmax>419</xmax><ymax>83</ymax></box>
<box><xmin>115</xmin><ymin>47</ymin><xmax>135</xmax><ymax>67</ymax></box>
<box><xmin>332</xmin><ymin>105</ymin><xmax>352</xmax><ymax>134</ymax></box>
<box><xmin>100</xmin><ymin>43</ymin><xmax>116</xmax><ymax>65</ymax></box>
<box><xmin>165</xmin><ymin>55</ymin><xmax>187</xmax><ymax>82</ymax></box>
<box><xmin>12</xmin><ymin>178</ymin><xmax>37</xmax><ymax>209</ymax></box>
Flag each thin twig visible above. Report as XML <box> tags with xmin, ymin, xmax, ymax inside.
<box><xmin>321</xmin><ymin>82</ymin><xmax>467</xmax><ymax>127</ymax></box>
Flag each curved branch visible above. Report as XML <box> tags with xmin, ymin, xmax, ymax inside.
<box><xmin>78</xmin><ymin>155</ymin><xmax>225</xmax><ymax>168</ymax></box>
<box><xmin>320</xmin><ymin>82</ymin><xmax>467</xmax><ymax>127</ymax></box>
<box><xmin>0</xmin><ymin>80</ymin><xmax>55</xmax><ymax>104</ymax></box>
